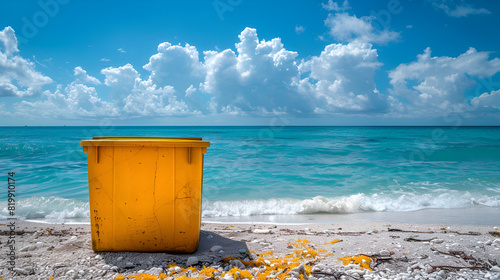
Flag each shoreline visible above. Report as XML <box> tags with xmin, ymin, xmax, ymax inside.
<box><xmin>15</xmin><ymin>206</ymin><xmax>500</xmax><ymax>226</ymax></box>
<box><xmin>203</xmin><ymin>206</ymin><xmax>500</xmax><ymax>226</ymax></box>
<box><xmin>1</xmin><ymin>220</ymin><xmax>499</xmax><ymax>280</ymax></box>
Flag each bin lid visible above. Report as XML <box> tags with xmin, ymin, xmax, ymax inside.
<box><xmin>80</xmin><ymin>136</ymin><xmax>210</xmax><ymax>148</ymax></box>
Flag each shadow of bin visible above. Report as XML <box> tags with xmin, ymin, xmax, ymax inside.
<box><xmin>80</xmin><ymin>137</ymin><xmax>210</xmax><ymax>253</ymax></box>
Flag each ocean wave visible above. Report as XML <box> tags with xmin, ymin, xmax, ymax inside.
<box><xmin>201</xmin><ymin>191</ymin><xmax>500</xmax><ymax>217</ymax></box>
<box><xmin>0</xmin><ymin>196</ymin><xmax>90</xmax><ymax>222</ymax></box>
<box><xmin>1</xmin><ymin>192</ymin><xmax>499</xmax><ymax>222</ymax></box>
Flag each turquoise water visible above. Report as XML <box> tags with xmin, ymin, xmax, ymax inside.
<box><xmin>1</xmin><ymin>126</ymin><xmax>500</xmax><ymax>223</ymax></box>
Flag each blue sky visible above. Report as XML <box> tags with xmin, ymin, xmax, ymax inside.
<box><xmin>1</xmin><ymin>0</ymin><xmax>500</xmax><ymax>126</ymax></box>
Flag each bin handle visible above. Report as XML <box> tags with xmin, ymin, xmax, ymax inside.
<box><xmin>188</xmin><ymin>148</ymin><xmax>191</xmax><ymax>164</ymax></box>
<box><xmin>96</xmin><ymin>146</ymin><xmax>99</xmax><ymax>164</ymax></box>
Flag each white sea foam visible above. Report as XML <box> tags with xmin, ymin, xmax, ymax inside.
<box><xmin>0</xmin><ymin>196</ymin><xmax>90</xmax><ymax>222</ymax></box>
<box><xmin>201</xmin><ymin>191</ymin><xmax>500</xmax><ymax>217</ymax></box>
<box><xmin>1</xmin><ymin>192</ymin><xmax>499</xmax><ymax>222</ymax></box>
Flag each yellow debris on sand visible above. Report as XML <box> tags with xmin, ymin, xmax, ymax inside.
<box><xmin>338</xmin><ymin>255</ymin><xmax>373</xmax><ymax>270</ymax></box>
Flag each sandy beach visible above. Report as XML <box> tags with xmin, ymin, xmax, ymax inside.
<box><xmin>1</xmin><ymin>220</ymin><xmax>500</xmax><ymax>280</ymax></box>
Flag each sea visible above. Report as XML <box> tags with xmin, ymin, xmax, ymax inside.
<box><xmin>1</xmin><ymin>126</ymin><xmax>500</xmax><ymax>225</ymax></box>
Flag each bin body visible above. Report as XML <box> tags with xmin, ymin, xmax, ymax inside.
<box><xmin>80</xmin><ymin>137</ymin><xmax>209</xmax><ymax>253</ymax></box>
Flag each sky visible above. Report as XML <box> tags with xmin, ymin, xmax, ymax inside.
<box><xmin>1</xmin><ymin>0</ymin><xmax>500</xmax><ymax>126</ymax></box>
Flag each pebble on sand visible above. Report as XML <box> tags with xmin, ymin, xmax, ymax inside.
<box><xmin>211</xmin><ymin>245</ymin><xmax>223</xmax><ymax>252</ymax></box>
<box><xmin>252</xmin><ymin>229</ymin><xmax>271</xmax><ymax>234</ymax></box>
<box><xmin>186</xmin><ymin>257</ymin><xmax>199</xmax><ymax>267</ymax></box>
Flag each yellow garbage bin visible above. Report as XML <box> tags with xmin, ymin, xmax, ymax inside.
<box><xmin>80</xmin><ymin>136</ymin><xmax>210</xmax><ymax>253</ymax></box>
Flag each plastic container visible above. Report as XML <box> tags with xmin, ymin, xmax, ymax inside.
<box><xmin>80</xmin><ymin>136</ymin><xmax>210</xmax><ymax>253</ymax></box>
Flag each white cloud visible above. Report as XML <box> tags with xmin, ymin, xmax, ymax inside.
<box><xmin>14</xmin><ymin>83</ymin><xmax>117</xmax><ymax>118</ymax></box>
<box><xmin>0</xmin><ymin>25</ymin><xmax>394</xmax><ymax>119</ymax></box>
<box><xmin>322</xmin><ymin>0</ymin><xmax>350</xmax><ymax>12</ymax></box>
<box><xmin>74</xmin><ymin>66</ymin><xmax>101</xmax><ymax>85</ymax></box>
<box><xmin>141</xmin><ymin>42</ymin><xmax>210</xmax><ymax>113</ymax></box>
<box><xmin>122</xmin><ymin>79</ymin><xmax>195</xmax><ymax>116</ymax></box>
<box><xmin>325</xmin><ymin>13</ymin><xmax>399</xmax><ymax>44</ymax></box>
<box><xmin>0</xmin><ymin>26</ymin><xmax>52</xmax><ymax>97</ymax></box>
<box><xmin>471</xmin><ymin>90</ymin><xmax>500</xmax><ymax>111</ymax></box>
<box><xmin>101</xmin><ymin>63</ymin><xmax>140</xmax><ymax>106</ymax></box>
<box><xmin>100</xmin><ymin>58</ymin><xmax>110</xmax><ymax>62</ymax></box>
<box><xmin>0</xmin><ymin>26</ymin><xmax>18</xmax><ymax>55</ymax></box>
<box><xmin>201</xmin><ymin>27</ymin><xmax>312</xmax><ymax>115</ymax></box>
<box><xmin>6</xmin><ymin>26</ymin><xmax>394</xmax><ymax>118</ymax></box>
<box><xmin>17</xmin><ymin>65</ymin><xmax>195</xmax><ymax>119</ymax></box>
<box><xmin>143</xmin><ymin>42</ymin><xmax>205</xmax><ymax>98</ymax></box>
<box><xmin>432</xmin><ymin>1</ymin><xmax>490</xmax><ymax>17</ymax></box>
<box><xmin>101</xmin><ymin>63</ymin><xmax>201</xmax><ymax>116</ymax></box>
<box><xmin>389</xmin><ymin>47</ymin><xmax>500</xmax><ymax>116</ymax></box>
<box><xmin>299</xmin><ymin>41</ymin><xmax>387</xmax><ymax>113</ymax></box>
<box><xmin>117</xmin><ymin>48</ymin><xmax>126</xmax><ymax>53</ymax></box>
<box><xmin>5</xmin><ymin>24</ymin><xmax>500</xmax><ymax>122</ymax></box>
<box><xmin>295</xmin><ymin>25</ymin><xmax>305</xmax><ymax>35</ymax></box>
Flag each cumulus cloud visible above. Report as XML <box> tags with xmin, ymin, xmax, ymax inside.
<box><xmin>74</xmin><ymin>66</ymin><xmax>101</xmax><ymax>85</ymax></box>
<box><xmin>471</xmin><ymin>90</ymin><xmax>500</xmax><ymax>111</ymax></box>
<box><xmin>201</xmin><ymin>27</ymin><xmax>313</xmax><ymax>115</ymax></box>
<box><xmin>16</xmin><ymin>66</ymin><xmax>198</xmax><ymax>119</ymax></box>
<box><xmin>1</xmin><ymin>24</ymin><xmax>395</xmax><ymax>119</ymax></box>
<box><xmin>0</xmin><ymin>26</ymin><xmax>52</xmax><ymax>97</ymax></box>
<box><xmin>101</xmin><ymin>63</ymin><xmax>140</xmax><ymax>106</ymax></box>
<box><xmin>143</xmin><ymin>42</ymin><xmax>205</xmax><ymax>97</ymax></box>
<box><xmin>6</xmin><ymin>22</ymin><xmax>500</xmax><ymax>122</ymax></box>
<box><xmin>322</xmin><ymin>0</ymin><xmax>350</xmax><ymax>12</ymax></box>
<box><xmin>16</xmin><ymin>52</ymin><xmax>203</xmax><ymax>119</ymax></box>
<box><xmin>389</xmin><ymin>47</ymin><xmax>500</xmax><ymax>116</ymax></box>
<box><xmin>325</xmin><ymin>13</ymin><xmax>399</xmax><ymax>44</ymax></box>
<box><xmin>18</xmin><ymin>62</ymin><xmax>198</xmax><ymax>119</ymax></box>
<box><xmin>99</xmin><ymin>62</ymin><xmax>201</xmax><ymax>116</ymax></box>
<box><xmin>300</xmin><ymin>41</ymin><xmax>387</xmax><ymax>113</ymax></box>
<box><xmin>122</xmin><ymin>79</ymin><xmax>194</xmax><ymax>116</ymax></box>
<box><xmin>14</xmin><ymin>83</ymin><xmax>117</xmax><ymax>118</ymax></box>
<box><xmin>431</xmin><ymin>1</ymin><xmax>490</xmax><ymax>17</ymax></box>
<box><xmin>0</xmin><ymin>26</ymin><xmax>19</xmax><ymax>55</ymax></box>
